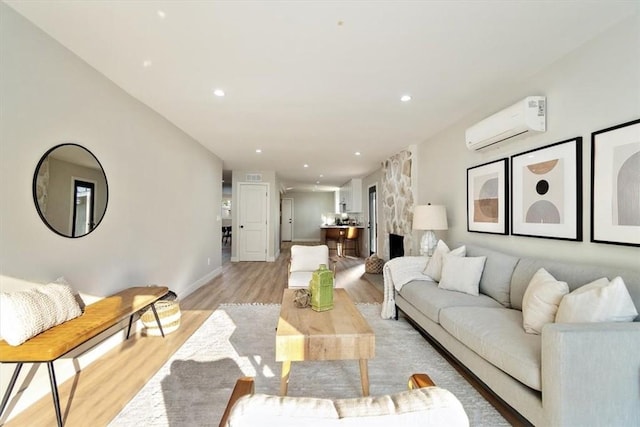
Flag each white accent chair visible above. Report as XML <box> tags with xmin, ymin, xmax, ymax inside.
<box><xmin>219</xmin><ymin>374</ymin><xmax>469</xmax><ymax>427</ymax></box>
<box><xmin>288</xmin><ymin>245</ymin><xmax>331</xmax><ymax>288</ymax></box>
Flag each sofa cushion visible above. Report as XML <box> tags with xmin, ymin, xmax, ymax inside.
<box><xmin>465</xmin><ymin>244</ymin><xmax>519</xmax><ymax>308</ymax></box>
<box><xmin>225</xmin><ymin>387</ymin><xmax>469</xmax><ymax>426</ymax></box>
<box><xmin>522</xmin><ymin>268</ymin><xmax>569</xmax><ymax>334</ymax></box>
<box><xmin>397</xmin><ymin>280</ymin><xmax>502</xmax><ymax>324</ymax></box>
<box><xmin>510</xmin><ymin>257</ymin><xmax>640</xmax><ymax>312</ymax></box>
<box><xmin>423</xmin><ymin>241</ymin><xmax>466</xmax><ymax>282</ymax></box>
<box><xmin>439</xmin><ymin>307</ymin><xmax>542</xmax><ymax>391</ymax></box>
<box><xmin>556</xmin><ymin>276</ymin><xmax>638</xmax><ymax>323</ymax></box>
<box><xmin>438</xmin><ymin>255</ymin><xmax>486</xmax><ymax>296</ymax></box>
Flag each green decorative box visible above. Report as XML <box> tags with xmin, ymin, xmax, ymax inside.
<box><xmin>309</xmin><ymin>264</ymin><xmax>334</xmax><ymax>312</ymax></box>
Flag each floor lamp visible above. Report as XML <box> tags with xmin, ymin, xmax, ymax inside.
<box><xmin>413</xmin><ymin>204</ymin><xmax>448</xmax><ymax>256</ymax></box>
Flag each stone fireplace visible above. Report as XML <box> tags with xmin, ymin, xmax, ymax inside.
<box><xmin>381</xmin><ymin>148</ymin><xmax>415</xmax><ymax>259</ymax></box>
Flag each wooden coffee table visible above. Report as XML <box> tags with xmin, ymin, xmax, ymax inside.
<box><xmin>276</xmin><ymin>288</ymin><xmax>375</xmax><ymax>396</ymax></box>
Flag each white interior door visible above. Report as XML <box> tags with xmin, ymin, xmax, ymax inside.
<box><xmin>239</xmin><ymin>183</ymin><xmax>268</xmax><ymax>261</ymax></box>
<box><xmin>281</xmin><ymin>198</ymin><xmax>293</xmax><ymax>241</ymax></box>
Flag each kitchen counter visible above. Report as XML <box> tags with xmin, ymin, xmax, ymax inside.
<box><xmin>320</xmin><ymin>225</ymin><xmax>366</xmax><ymax>257</ymax></box>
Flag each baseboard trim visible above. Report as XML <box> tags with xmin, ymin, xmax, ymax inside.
<box><xmin>181</xmin><ymin>267</ymin><xmax>222</xmax><ymax>299</ymax></box>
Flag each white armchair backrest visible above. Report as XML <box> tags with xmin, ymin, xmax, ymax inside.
<box><xmin>226</xmin><ymin>387</ymin><xmax>469</xmax><ymax>426</ymax></box>
<box><xmin>290</xmin><ymin>245</ymin><xmax>329</xmax><ymax>272</ymax></box>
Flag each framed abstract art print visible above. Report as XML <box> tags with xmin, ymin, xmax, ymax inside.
<box><xmin>511</xmin><ymin>138</ymin><xmax>582</xmax><ymax>241</ymax></box>
<box><xmin>591</xmin><ymin>118</ymin><xmax>640</xmax><ymax>246</ymax></box>
<box><xmin>467</xmin><ymin>158</ymin><xmax>508</xmax><ymax>234</ymax></box>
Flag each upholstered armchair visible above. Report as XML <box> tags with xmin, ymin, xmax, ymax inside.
<box><xmin>287</xmin><ymin>245</ymin><xmax>334</xmax><ymax>288</ymax></box>
<box><xmin>219</xmin><ymin>374</ymin><xmax>469</xmax><ymax>426</ymax></box>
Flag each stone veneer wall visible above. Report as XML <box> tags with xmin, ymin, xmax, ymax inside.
<box><xmin>381</xmin><ymin>149</ymin><xmax>415</xmax><ymax>259</ymax></box>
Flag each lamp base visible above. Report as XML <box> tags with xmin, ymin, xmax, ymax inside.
<box><xmin>420</xmin><ymin>231</ymin><xmax>438</xmax><ymax>257</ymax></box>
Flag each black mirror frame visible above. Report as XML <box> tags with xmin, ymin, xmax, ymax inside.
<box><xmin>32</xmin><ymin>143</ymin><xmax>109</xmax><ymax>238</ymax></box>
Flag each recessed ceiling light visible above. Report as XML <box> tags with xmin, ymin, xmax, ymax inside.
<box><xmin>355</xmin><ymin>151</ymin><xmax>361</xmax><ymax>156</ymax></box>
<box><xmin>319</xmin><ymin>174</ymin><xmax>324</xmax><ymax>178</ymax></box>
<box><xmin>303</xmin><ymin>164</ymin><xmax>309</xmax><ymax>168</ymax></box>
<box><xmin>143</xmin><ymin>60</ymin><xmax>152</xmax><ymax>68</ymax></box>
<box><xmin>256</xmin><ymin>149</ymin><xmax>262</xmax><ymax>153</ymax></box>
<box><xmin>400</xmin><ymin>95</ymin><xmax>412</xmax><ymax>102</ymax></box>
<box><xmin>213</xmin><ymin>89</ymin><xmax>225</xmax><ymax>97</ymax></box>
<box><xmin>157</xmin><ymin>10</ymin><xmax>166</xmax><ymax>19</ymax></box>
<box><xmin>316</xmin><ymin>181</ymin><xmax>320</xmax><ymax>184</ymax></box>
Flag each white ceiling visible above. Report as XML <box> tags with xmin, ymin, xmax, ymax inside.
<box><xmin>5</xmin><ymin>1</ymin><xmax>637</xmax><ymax>191</ymax></box>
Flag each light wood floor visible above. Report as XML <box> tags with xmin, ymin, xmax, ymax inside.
<box><xmin>2</xmin><ymin>244</ymin><xmax>382</xmax><ymax>427</ymax></box>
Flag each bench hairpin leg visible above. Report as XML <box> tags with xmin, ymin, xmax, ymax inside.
<box><xmin>150</xmin><ymin>303</ymin><xmax>165</xmax><ymax>338</ymax></box>
<box><xmin>0</xmin><ymin>363</ymin><xmax>23</xmax><ymax>418</ymax></box>
<box><xmin>126</xmin><ymin>314</ymin><xmax>135</xmax><ymax>339</ymax></box>
<box><xmin>47</xmin><ymin>362</ymin><xmax>63</xmax><ymax>427</ymax></box>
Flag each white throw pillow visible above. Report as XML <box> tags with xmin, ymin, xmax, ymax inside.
<box><xmin>556</xmin><ymin>276</ymin><xmax>638</xmax><ymax>323</ymax></box>
<box><xmin>438</xmin><ymin>255</ymin><xmax>486</xmax><ymax>296</ymax></box>
<box><xmin>0</xmin><ymin>282</ymin><xmax>82</xmax><ymax>346</ymax></box>
<box><xmin>522</xmin><ymin>268</ymin><xmax>569</xmax><ymax>334</ymax></box>
<box><xmin>423</xmin><ymin>240</ymin><xmax>466</xmax><ymax>282</ymax></box>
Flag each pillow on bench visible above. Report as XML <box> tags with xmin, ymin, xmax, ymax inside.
<box><xmin>0</xmin><ymin>279</ymin><xmax>82</xmax><ymax>346</ymax></box>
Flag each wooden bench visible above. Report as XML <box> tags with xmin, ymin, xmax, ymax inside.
<box><xmin>0</xmin><ymin>285</ymin><xmax>169</xmax><ymax>427</ymax></box>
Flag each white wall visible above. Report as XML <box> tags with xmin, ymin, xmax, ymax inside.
<box><xmin>285</xmin><ymin>191</ymin><xmax>334</xmax><ymax>241</ymax></box>
<box><xmin>415</xmin><ymin>14</ymin><xmax>640</xmax><ymax>270</ymax></box>
<box><xmin>0</xmin><ymin>4</ymin><xmax>223</xmax><ymax>419</ymax></box>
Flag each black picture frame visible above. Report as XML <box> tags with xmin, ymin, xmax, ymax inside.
<box><xmin>511</xmin><ymin>137</ymin><xmax>582</xmax><ymax>241</ymax></box>
<box><xmin>590</xmin><ymin>118</ymin><xmax>640</xmax><ymax>246</ymax></box>
<box><xmin>467</xmin><ymin>158</ymin><xmax>509</xmax><ymax>234</ymax></box>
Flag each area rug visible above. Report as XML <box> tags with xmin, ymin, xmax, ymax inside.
<box><xmin>109</xmin><ymin>304</ymin><xmax>508</xmax><ymax>426</ymax></box>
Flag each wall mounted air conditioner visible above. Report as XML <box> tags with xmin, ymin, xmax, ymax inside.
<box><xmin>465</xmin><ymin>96</ymin><xmax>546</xmax><ymax>151</ymax></box>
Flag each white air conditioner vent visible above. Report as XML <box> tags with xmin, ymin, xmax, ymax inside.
<box><xmin>245</xmin><ymin>173</ymin><xmax>262</xmax><ymax>182</ymax></box>
<box><xmin>465</xmin><ymin>96</ymin><xmax>546</xmax><ymax>151</ymax></box>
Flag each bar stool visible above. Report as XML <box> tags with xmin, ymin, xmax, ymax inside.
<box><xmin>343</xmin><ymin>227</ymin><xmax>359</xmax><ymax>257</ymax></box>
<box><xmin>325</xmin><ymin>228</ymin><xmax>346</xmax><ymax>257</ymax></box>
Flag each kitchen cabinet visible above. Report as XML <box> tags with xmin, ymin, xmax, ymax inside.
<box><xmin>339</xmin><ymin>179</ymin><xmax>362</xmax><ymax>213</ymax></box>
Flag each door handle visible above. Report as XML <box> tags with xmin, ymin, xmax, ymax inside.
<box><xmin>240</xmin><ymin>225</ymin><xmax>244</xmax><ymax>229</ymax></box>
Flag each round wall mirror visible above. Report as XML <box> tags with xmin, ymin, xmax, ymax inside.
<box><xmin>33</xmin><ymin>143</ymin><xmax>109</xmax><ymax>238</ymax></box>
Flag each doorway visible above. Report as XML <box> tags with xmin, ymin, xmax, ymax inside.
<box><xmin>221</xmin><ymin>170</ymin><xmax>232</xmax><ymax>264</ymax></box>
<box><xmin>72</xmin><ymin>179</ymin><xmax>95</xmax><ymax>237</ymax></box>
<box><xmin>281</xmin><ymin>198</ymin><xmax>293</xmax><ymax>242</ymax></box>
<box><xmin>238</xmin><ymin>182</ymin><xmax>269</xmax><ymax>261</ymax></box>
<box><xmin>368</xmin><ymin>184</ymin><xmax>377</xmax><ymax>255</ymax></box>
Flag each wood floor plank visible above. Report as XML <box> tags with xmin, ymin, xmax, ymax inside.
<box><xmin>1</xmin><ymin>243</ymin><xmax>381</xmax><ymax>427</ymax></box>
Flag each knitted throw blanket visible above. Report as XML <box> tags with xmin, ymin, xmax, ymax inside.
<box><xmin>381</xmin><ymin>256</ymin><xmax>432</xmax><ymax>319</ymax></box>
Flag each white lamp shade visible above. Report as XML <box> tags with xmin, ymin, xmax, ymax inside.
<box><xmin>413</xmin><ymin>205</ymin><xmax>448</xmax><ymax>230</ymax></box>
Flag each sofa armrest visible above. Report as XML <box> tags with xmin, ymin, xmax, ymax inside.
<box><xmin>542</xmin><ymin>322</ymin><xmax>640</xmax><ymax>426</ymax></box>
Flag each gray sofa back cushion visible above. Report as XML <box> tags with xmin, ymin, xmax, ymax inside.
<box><xmin>465</xmin><ymin>244</ymin><xmax>520</xmax><ymax>308</ymax></box>
<box><xmin>511</xmin><ymin>258</ymin><xmax>640</xmax><ymax>314</ymax></box>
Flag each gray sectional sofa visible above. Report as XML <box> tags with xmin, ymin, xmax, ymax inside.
<box><xmin>390</xmin><ymin>244</ymin><xmax>640</xmax><ymax>427</ymax></box>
